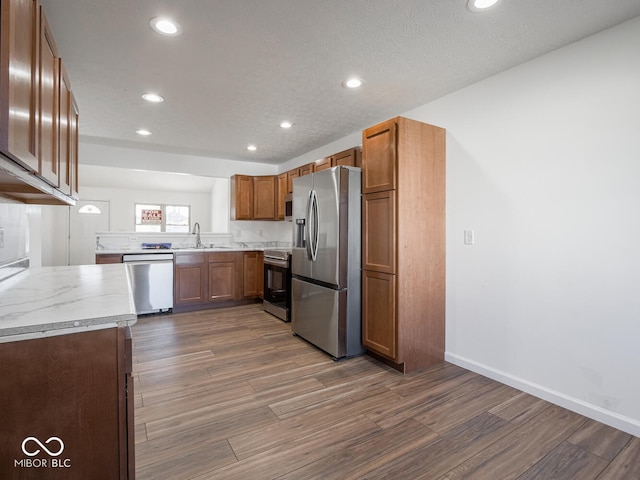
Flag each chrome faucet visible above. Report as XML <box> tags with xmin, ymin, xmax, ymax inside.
<box><xmin>192</xmin><ymin>222</ymin><xmax>202</xmax><ymax>248</ymax></box>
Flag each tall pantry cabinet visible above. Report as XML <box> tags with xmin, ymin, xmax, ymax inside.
<box><xmin>361</xmin><ymin>116</ymin><xmax>446</xmax><ymax>373</ymax></box>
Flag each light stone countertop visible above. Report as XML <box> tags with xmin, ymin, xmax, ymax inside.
<box><xmin>0</xmin><ymin>264</ymin><xmax>136</xmax><ymax>341</ymax></box>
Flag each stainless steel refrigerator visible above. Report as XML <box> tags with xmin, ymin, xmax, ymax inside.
<box><xmin>291</xmin><ymin>166</ymin><xmax>364</xmax><ymax>359</ymax></box>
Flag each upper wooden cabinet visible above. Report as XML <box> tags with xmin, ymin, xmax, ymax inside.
<box><xmin>313</xmin><ymin>156</ymin><xmax>332</xmax><ymax>172</ymax></box>
<box><xmin>230</xmin><ymin>174</ymin><xmax>254</xmax><ymax>220</ymax></box>
<box><xmin>299</xmin><ymin>163</ymin><xmax>313</xmax><ymax>176</ymax></box>
<box><xmin>363</xmin><ymin>120</ymin><xmax>396</xmax><ymax>193</ymax></box>
<box><xmin>331</xmin><ymin>147</ymin><xmax>362</xmax><ymax>168</ymax></box>
<box><xmin>361</xmin><ymin>116</ymin><xmax>446</xmax><ymax>373</ymax></box>
<box><xmin>0</xmin><ymin>0</ymin><xmax>79</xmax><ymax>205</ymax></box>
<box><xmin>231</xmin><ymin>174</ymin><xmax>280</xmax><ymax>220</ymax></box>
<box><xmin>253</xmin><ymin>175</ymin><xmax>276</xmax><ymax>220</ymax></box>
<box><xmin>277</xmin><ymin>172</ymin><xmax>287</xmax><ymax>220</ymax></box>
<box><xmin>286</xmin><ymin>168</ymin><xmax>299</xmax><ymax>194</ymax></box>
<box><xmin>37</xmin><ymin>8</ymin><xmax>59</xmax><ymax>187</ymax></box>
<box><xmin>0</xmin><ymin>0</ymin><xmax>39</xmax><ymax>171</ymax></box>
<box><xmin>59</xmin><ymin>59</ymin><xmax>79</xmax><ymax>198</ymax></box>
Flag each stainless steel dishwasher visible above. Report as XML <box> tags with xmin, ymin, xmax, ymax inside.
<box><xmin>123</xmin><ymin>253</ymin><xmax>174</xmax><ymax>315</ymax></box>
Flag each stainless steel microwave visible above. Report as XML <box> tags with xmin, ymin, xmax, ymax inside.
<box><xmin>284</xmin><ymin>193</ymin><xmax>293</xmax><ymax>221</ymax></box>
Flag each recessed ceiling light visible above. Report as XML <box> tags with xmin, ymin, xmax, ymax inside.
<box><xmin>342</xmin><ymin>77</ymin><xmax>363</xmax><ymax>89</ymax></box>
<box><xmin>149</xmin><ymin>17</ymin><xmax>182</xmax><ymax>36</ymax></box>
<box><xmin>247</xmin><ymin>145</ymin><xmax>257</xmax><ymax>151</ymax></box>
<box><xmin>467</xmin><ymin>0</ymin><xmax>500</xmax><ymax>12</ymax></box>
<box><xmin>280</xmin><ymin>121</ymin><xmax>292</xmax><ymax>129</ymax></box>
<box><xmin>136</xmin><ymin>129</ymin><xmax>152</xmax><ymax>136</ymax></box>
<box><xmin>142</xmin><ymin>93</ymin><xmax>164</xmax><ymax>103</ymax></box>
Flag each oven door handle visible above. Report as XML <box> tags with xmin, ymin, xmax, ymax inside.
<box><xmin>264</xmin><ymin>257</ymin><xmax>289</xmax><ymax>268</ymax></box>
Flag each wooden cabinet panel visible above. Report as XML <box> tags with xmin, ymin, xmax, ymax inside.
<box><xmin>0</xmin><ymin>327</ymin><xmax>133</xmax><ymax>479</ymax></box>
<box><xmin>208</xmin><ymin>261</ymin><xmax>236</xmax><ymax>302</ymax></box>
<box><xmin>313</xmin><ymin>156</ymin><xmax>332</xmax><ymax>172</ymax></box>
<box><xmin>95</xmin><ymin>253</ymin><xmax>123</xmax><ymax>264</ymax></box>
<box><xmin>230</xmin><ymin>174</ymin><xmax>253</xmax><ymax>220</ymax></box>
<box><xmin>332</xmin><ymin>147</ymin><xmax>362</xmax><ymax>168</ymax></box>
<box><xmin>68</xmin><ymin>92</ymin><xmax>79</xmax><ymax>198</ymax></box>
<box><xmin>243</xmin><ymin>251</ymin><xmax>260</xmax><ymax>298</ymax></box>
<box><xmin>362</xmin><ymin>270</ymin><xmax>397</xmax><ymax>360</ymax></box>
<box><xmin>361</xmin><ymin>116</ymin><xmax>445</xmax><ymax>373</ymax></box>
<box><xmin>299</xmin><ymin>163</ymin><xmax>313</xmax><ymax>176</ymax></box>
<box><xmin>0</xmin><ymin>0</ymin><xmax>39</xmax><ymax>171</ymax></box>
<box><xmin>174</xmin><ymin>253</ymin><xmax>207</xmax><ymax>306</ymax></box>
<box><xmin>277</xmin><ymin>172</ymin><xmax>287</xmax><ymax>220</ymax></box>
<box><xmin>362</xmin><ymin>190</ymin><xmax>396</xmax><ymax>274</ymax></box>
<box><xmin>257</xmin><ymin>251</ymin><xmax>264</xmax><ymax>299</ymax></box>
<box><xmin>362</xmin><ymin>119</ymin><xmax>396</xmax><ymax>193</ymax></box>
<box><xmin>287</xmin><ymin>169</ymin><xmax>300</xmax><ymax>194</ymax></box>
<box><xmin>253</xmin><ymin>175</ymin><xmax>276</xmax><ymax>219</ymax></box>
<box><xmin>37</xmin><ymin>8</ymin><xmax>59</xmax><ymax>187</ymax></box>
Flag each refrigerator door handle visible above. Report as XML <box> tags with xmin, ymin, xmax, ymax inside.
<box><xmin>306</xmin><ymin>189</ymin><xmax>319</xmax><ymax>262</ymax></box>
<box><xmin>305</xmin><ymin>190</ymin><xmax>313</xmax><ymax>260</ymax></box>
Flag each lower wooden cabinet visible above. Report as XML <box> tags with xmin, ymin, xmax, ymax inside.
<box><xmin>174</xmin><ymin>253</ymin><xmax>208</xmax><ymax>306</ymax></box>
<box><xmin>96</xmin><ymin>253</ymin><xmax>123</xmax><ymax>264</ymax></box>
<box><xmin>208</xmin><ymin>252</ymin><xmax>238</xmax><ymax>302</ymax></box>
<box><xmin>362</xmin><ymin>270</ymin><xmax>397</xmax><ymax>359</ymax></box>
<box><xmin>0</xmin><ymin>326</ymin><xmax>134</xmax><ymax>479</ymax></box>
<box><xmin>174</xmin><ymin>251</ymin><xmax>263</xmax><ymax>312</ymax></box>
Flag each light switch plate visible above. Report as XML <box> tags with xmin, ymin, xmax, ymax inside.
<box><xmin>0</xmin><ymin>227</ymin><xmax>4</xmax><ymax>248</ymax></box>
<box><xmin>464</xmin><ymin>229</ymin><xmax>474</xmax><ymax>245</ymax></box>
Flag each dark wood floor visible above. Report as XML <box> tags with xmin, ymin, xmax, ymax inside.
<box><xmin>131</xmin><ymin>304</ymin><xmax>640</xmax><ymax>480</ymax></box>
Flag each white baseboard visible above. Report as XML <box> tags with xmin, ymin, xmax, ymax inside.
<box><xmin>445</xmin><ymin>352</ymin><xmax>640</xmax><ymax>438</ymax></box>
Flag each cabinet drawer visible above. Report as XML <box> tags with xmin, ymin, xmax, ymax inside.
<box><xmin>175</xmin><ymin>252</ymin><xmax>205</xmax><ymax>265</ymax></box>
<box><xmin>208</xmin><ymin>252</ymin><xmax>237</xmax><ymax>263</ymax></box>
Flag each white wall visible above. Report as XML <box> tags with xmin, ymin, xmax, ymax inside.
<box><xmin>80</xmin><ymin>185</ymin><xmax>213</xmax><ymax>232</ymax></box>
<box><xmin>403</xmin><ymin>17</ymin><xmax>640</xmax><ymax>435</ymax></box>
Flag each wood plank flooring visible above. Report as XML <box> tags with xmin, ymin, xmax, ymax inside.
<box><xmin>131</xmin><ymin>304</ymin><xmax>639</xmax><ymax>480</ymax></box>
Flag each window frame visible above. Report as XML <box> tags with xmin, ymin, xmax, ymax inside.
<box><xmin>134</xmin><ymin>203</ymin><xmax>191</xmax><ymax>233</ymax></box>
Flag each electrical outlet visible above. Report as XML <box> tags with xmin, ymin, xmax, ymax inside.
<box><xmin>128</xmin><ymin>236</ymin><xmax>137</xmax><ymax>242</ymax></box>
<box><xmin>0</xmin><ymin>227</ymin><xmax>4</xmax><ymax>248</ymax></box>
<box><xmin>464</xmin><ymin>230</ymin><xmax>474</xmax><ymax>245</ymax></box>
<box><xmin>259</xmin><ymin>229</ymin><xmax>263</xmax><ymax>237</ymax></box>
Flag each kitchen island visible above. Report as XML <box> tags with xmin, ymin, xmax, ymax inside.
<box><xmin>0</xmin><ymin>264</ymin><xmax>136</xmax><ymax>479</ymax></box>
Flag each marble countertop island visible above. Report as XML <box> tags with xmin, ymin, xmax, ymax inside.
<box><xmin>0</xmin><ymin>264</ymin><xmax>136</xmax><ymax>342</ymax></box>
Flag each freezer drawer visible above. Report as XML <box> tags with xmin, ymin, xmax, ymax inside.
<box><xmin>291</xmin><ymin>278</ymin><xmax>363</xmax><ymax>359</ymax></box>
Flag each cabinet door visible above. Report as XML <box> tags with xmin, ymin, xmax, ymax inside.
<box><xmin>362</xmin><ymin>118</ymin><xmax>396</xmax><ymax>193</ymax></box>
<box><xmin>174</xmin><ymin>254</ymin><xmax>207</xmax><ymax>305</ymax></box>
<box><xmin>0</xmin><ymin>0</ymin><xmax>39</xmax><ymax>171</ymax></box>
<box><xmin>277</xmin><ymin>173</ymin><xmax>287</xmax><ymax>220</ymax></box>
<box><xmin>58</xmin><ymin>60</ymin><xmax>72</xmax><ymax>195</ymax></box>
<box><xmin>362</xmin><ymin>270</ymin><xmax>397</xmax><ymax>360</ymax></box>
<box><xmin>313</xmin><ymin>156</ymin><xmax>332</xmax><ymax>172</ymax></box>
<box><xmin>287</xmin><ymin>169</ymin><xmax>299</xmax><ymax>194</ymax></box>
<box><xmin>362</xmin><ymin>190</ymin><xmax>396</xmax><ymax>274</ymax></box>
<box><xmin>332</xmin><ymin>147</ymin><xmax>361</xmax><ymax>168</ymax></box>
<box><xmin>243</xmin><ymin>251</ymin><xmax>260</xmax><ymax>298</ymax></box>
<box><xmin>257</xmin><ymin>252</ymin><xmax>264</xmax><ymax>298</ymax></box>
<box><xmin>209</xmin><ymin>261</ymin><xmax>235</xmax><ymax>302</ymax></box>
<box><xmin>230</xmin><ymin>174</ymin><xmax>253</xmax><ymax>220</ymax></box>
<box><xmin>253</xmin><ymin>175</ymin><xmax>276</xmax><ymax>220</ymax></box>
<box><xmin>69</xmin><ymin>93</ymin><xmax>79</xmax><ymax>198</ymax></box>
<box><xmin>37</xmin><ymin>8</ymin><xmax>59</xmax><ymax>187</ymax></box>
<box><xmin>299</xmin><ymin>163</ymin><xmax>313</xmax><ymax>177</ymax></box>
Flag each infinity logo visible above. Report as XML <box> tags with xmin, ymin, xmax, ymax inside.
<box><xmin>21</xmin><ymin>437</ymin><xmax>65</xmax><ymax>457</ymax></box>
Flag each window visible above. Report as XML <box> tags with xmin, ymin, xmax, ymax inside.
<box><xmin>135</xmin><ymin>203</ymin><xmax>190</xmax><ymax>232</ymax></box>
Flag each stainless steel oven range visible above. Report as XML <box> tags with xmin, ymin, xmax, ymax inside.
<box><xmin>263</xmin><ymin>249</ymin><xmax>292</xmax><ymax>321</ymax></box>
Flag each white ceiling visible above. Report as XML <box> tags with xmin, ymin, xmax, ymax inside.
<box><xmin>40</xmin><ymin>0</ymin><xmax>640</xmax><ymax>165</ymax></box>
